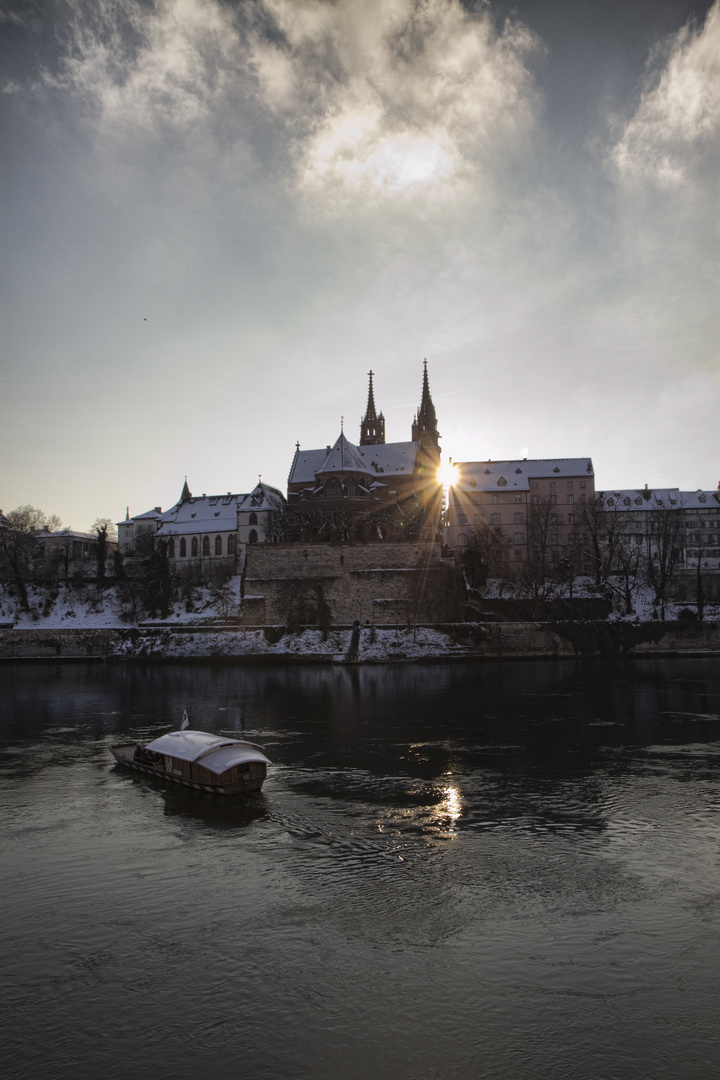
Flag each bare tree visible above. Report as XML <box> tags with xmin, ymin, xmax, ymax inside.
<box><xmin>521</xmin><ymin>498</ymin><xmax>559</xmax><ymax>600</ymax></box>
<box><xmin>91</xmin><ymin>517</ymin><xmax>118</xmax><ymax>542</ymax></box>
<box><xmin>0</xmin><ymin>505</ymin><xmax>64</xmax><ymax>610</ymax></box>
<box><xmin>645</xmin><ymin>508</ymin><xmax>686</xmax><ymax>619</ymax></box>
<box><xmin>462</xmin><ymin>522</ymin><xmax>510</xmax><ymax>588</ymax></box>
<box><xmin>576</xmin><ymin>494</ymin><xmax>634</xmax><ymax>588</ymax></box>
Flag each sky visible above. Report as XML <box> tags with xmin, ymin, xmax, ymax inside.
<box><xmin>1</xmin><ymin>0</ymin><xmax>718</xmax><ymax>530</ymax></box>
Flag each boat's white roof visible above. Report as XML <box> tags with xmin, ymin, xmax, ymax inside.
<box><xmin>145</xmin><ymin>730</ymin><xmax>271</xmax><ymax>776</ymax></box>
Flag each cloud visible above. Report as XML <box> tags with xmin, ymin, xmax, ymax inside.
<box><xmin>253</xmin><ymin>0</ymin><xmax>542</xmax><ymax>209</ymax></box>
<box><xmin>609</xmin><ymin>0</ymin><xmax>720</xmax><ymax>189</ymax></box>
<box><xmin>42</xmin><ymin>0</ymin><xmax>246</xmax><ymax>136</ymax></box>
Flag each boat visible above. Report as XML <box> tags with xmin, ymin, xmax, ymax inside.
<box><xmin>111</xmin><ymin>720</ymin><xmax>271</xmax><ymax>796</ymax></box>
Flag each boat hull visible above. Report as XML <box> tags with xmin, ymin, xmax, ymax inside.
<box><xmin>111</xmin><ymin>744</ymin><xmax>267</xmax><ymax>796</ymax></box>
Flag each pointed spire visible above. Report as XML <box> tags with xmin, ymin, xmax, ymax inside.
<box><xmin>180</xmin><ymin>476</ymin><xmax>192</xmax><ymax>502</ymax></box>
<box><xmin>125</xmin><ymin>506</ymin><xmax>130</xmax><ymax>521</ymax></box>
<box><xmin>412</xmin><ymin>359</ymin><xmax>440</xmax><ymax>448</ymax></box>
<box><xmin>360</xmin><ymin>370</ymin><xmax>385</xmax><ymax>445</ymax></box>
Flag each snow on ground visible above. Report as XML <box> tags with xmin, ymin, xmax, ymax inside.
<box><xmin>1</xmin><ymin>581</ymin><xmax>716</xmax><ymax>662</ymax></box>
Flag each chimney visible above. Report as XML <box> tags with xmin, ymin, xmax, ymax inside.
<box><xmin>154</xmin><ymin>506</ymin><xmax>162</xmax><ymax>513</ymax></box>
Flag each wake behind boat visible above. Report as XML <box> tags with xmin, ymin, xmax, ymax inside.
<box><xmin>111</xmin><ymin>715</ymin><xmax>271</xmax><ymax>796</ymax></box>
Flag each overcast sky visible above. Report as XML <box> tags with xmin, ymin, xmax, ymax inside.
<box><xmin>1</xmin><ymin>0</ymin><xmax>718</xmax><ymax>529</ymax></box>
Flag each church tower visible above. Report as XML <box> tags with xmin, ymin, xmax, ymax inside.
<box><xmin>359</xmin><ymin>370</ymin><xmax>386</xmax><ymax>446</ymax></box>
<box><xmin>412</xmin><ymin>360</ymin><xmax>440</xmax><ymax>452</ymax></box>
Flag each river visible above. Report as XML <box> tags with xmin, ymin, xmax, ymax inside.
<box><xmin>1</xmin><ymin>658</ymin><xmax>719</xmax><ymax>1079</ymax></box>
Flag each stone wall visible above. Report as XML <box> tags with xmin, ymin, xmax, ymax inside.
<box><xmin>242</xmin><ymin>541</ymin><xmax>456</xmax><ymax>626</ymax></box>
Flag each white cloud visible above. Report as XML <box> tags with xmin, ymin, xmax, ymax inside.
<box><xmin>45</xmin><ymin>0</ymin><xmax>244</xmax><ymax>135</ymax></box>
<box><xmin>610</xmin><ymin>1</ymin><xmax>720</xmax><ymax>189</ymax></box>
<box><xmin>252</xmin><ymin>0</ymin><xmax>542</xmax><ymax>209</ymax></box>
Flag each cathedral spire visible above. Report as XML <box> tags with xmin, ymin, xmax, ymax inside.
<box><xmin>412</xmin><ymin>359</ymin><xmax>440</xmax><ymax>449</ymax></box>
<box><xmin>180</xmin><ymin>476</ymin><xmax>192</xmax><ymax>503</ymax></box>
<box><xmin>360</xmin><ymin>370</ymin><xmax>385</xmax><ymax>445</ymax></box>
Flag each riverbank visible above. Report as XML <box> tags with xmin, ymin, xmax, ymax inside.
<box><xmin>1</xmin><ymin>620</ymin><xmax>718</xmax><ymax>662</ymax></box>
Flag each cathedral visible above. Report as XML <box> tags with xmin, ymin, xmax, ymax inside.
<box><xmin>286</xmin><ymin>362</ymin><xmax>443</xmax><ymax>541</ymax></box>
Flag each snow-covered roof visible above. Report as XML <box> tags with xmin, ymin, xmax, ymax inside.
<box><xmin>237</xmin><ymin>483</ymin><xmax>286</xmax><ymax>512</ymax></box>
<box><xmin>33</xmin><ymin>529</ymin><xmax>100</xmax><ymax>542</ymax></box>
<box><xmin>317</xmin><ymin>434</ymin><xmax>369</xmax><ymax>476</ymax></box>
<box><xmin>358</xmin><ymin>441</ymin><xmax>419</xmax><ymax>476</ymax></box>
<box><xmin>289</xmin><ymin>438</ymin><xmax>420</xmax><ymax>485</ymax></box>
<box><xmin>598</xmin><ymin>489</ymin><xmax>720</xmax><ymax>511</ymax></box>
<box><xmin>145</xmin><ymin>729</ymin><xmax>271</xmax><ymax>776</ymax></box>
<box><xmin>455</xmin><ymin>458</ymin><xmax>594</xmax><ymax>492</ymax></box>
<box><xmin>155</xmin><ymin>495</ymin><xmax>240</xmax><ymax>537</ymax></box>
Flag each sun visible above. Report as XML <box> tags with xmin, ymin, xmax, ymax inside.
<box><xmin>437</xmin><ymin>462</ymin><xmax>459</xmax><ymax>489</ymax></box>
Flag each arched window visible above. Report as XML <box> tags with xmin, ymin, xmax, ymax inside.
<box><xmin>227</xmin><ymin>534</ymin><xmax>236</xmax><ymax>555</ymax></box>
<box><xmin>191</xmin><ymin>537</ymin><xmax>199</xmax><ymax>557</ymax></box>
<box><xmin>248</xmin><ymin>529</ymin><xmax>258</xmax><ymax>544</ymax></box>
<box><xmin>249</xmin><ymin>512</ymin><xmax>258</xmax><ymax>525</ymax></box>
<box><xmin>179</xmin><ymin>538</ymin><xmax>186</xmax><ymax>558</ymax></box>
<box><xmin>346</xmin><ymin>479</ymin><xmax>357</xmax><ymax>497</ymax></box>
<box><xmin>168</xmin><ymin>538</ymin><xmax>175</xmax><ymax>558</ymax></box>
<box><xmin>203</xmin><ymin>536</ymin><xmax>210</xmax><ymax>556</ymax></box>
<box><xmin>326</xmin><ymin>479</ymin><xmax>341</xmax><ymax>498</ymax></box>
<box><xmin>215</xmin><ymin>535</ymin><xmax>222</xmax><ymax>555</ymax></box>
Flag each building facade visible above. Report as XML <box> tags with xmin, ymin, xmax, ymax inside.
<box><xmin>444</xmin><ymin>458</ymin><xmax>596</xmax><ymax>573</ymax></box>
<box><xmin>118</xmin><ymin>480</ymin><xmax>286</xmax><ymax>567</ymax></box>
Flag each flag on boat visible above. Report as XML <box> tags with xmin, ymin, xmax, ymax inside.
<box><xmin>181</xmin><ymin>709</ymin><xmax>189</xmax><ymax>731</ymax></box>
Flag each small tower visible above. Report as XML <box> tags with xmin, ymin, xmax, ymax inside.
<box><xmin>180</xmin><ymin>476</ymin><xmax>192</xmax><ymax>503</ymax></box>
<box><xmin>359</xmin><ymin>370</ymin><xmax>386</xmax><ymax>446</ymax></box>
<box><xmin>412</xmin><ymin>359</ymin><xmax>440</xmax><ymax>451</ymax></box>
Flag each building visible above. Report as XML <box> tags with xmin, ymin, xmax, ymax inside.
<box><xmin>286</xmin><ymin>363</ymin><xmax>443</xmax><ymax>542</ymax></box>
<box><xmin>444</xmin><ymin>457</ymin><xmax>595</xmax><ymax>573</ymax></box>
<box><xmin>118</xmin><ymin>480</ymin><xmax>286</xmax><ymax>567</ymax></box>
<box><xmin>596</xmin><ymin>487</ymin><xmax>720</xmax><ymax>572</ymax></box>
<box><xmin>32</xmin><ymin>528</ymin><xmax>118</xmax><ymax>581</ymax></box>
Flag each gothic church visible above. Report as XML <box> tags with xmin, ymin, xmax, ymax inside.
<box><xmin>286</xmin><ymin>362</ymin><xmax>442</xmax><ymax>541</ymax></box>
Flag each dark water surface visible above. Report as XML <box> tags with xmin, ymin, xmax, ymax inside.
<box><xmin>1</xmin><ymin>658</ymin><xmax>719</xmax><ymax>1080</ymax></box>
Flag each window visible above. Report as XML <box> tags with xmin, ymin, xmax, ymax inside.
<box><xmin>215</xmin><ymin>535</ymin><xmax>222</xmax><ymax>555</ymax></box>
<box><xmin>531</xmin><ymin>495</ymin><xmax>539</xmax><ymax>505</ymax></box>
<box><xmin>514</xmin><ymin>532</ymin><xmax>524</xmax><ymax>544</ymax></box>
<box><xmin>550</xmin><ymin>481</ymin><xmax>556</xmax><ymax>490</ymax></box>
<box><xmin>346</xmin><ymin>480</ymin><xmax>357</xmax><ymax>497</ymax></box>
<box><xmin>513</xmin><ymin>549</ymin><xmax>522</xmax><ymax>561</ymax></box>
<box><xmin>179</xmin><ymin>538</ymin><xmax>186</xmax><ymax>558</ymax></box>
<box><xmin>202</xmin><ymin>535</ymin><xmax>210</xmax><ymax>556</ymax></box>
<box><xmin>227</xmin><ymin>535</ymin><xmax>236</xmax><ymax>555</ymax></box>
<box><xmin>567</xmin><ymin>481</ymin><xmax>574</xmax><ymax>489</ymax></box>
<box><xmin>248</xmin><ymin>529</ymin><xmax>258</xmax><ymax>544</ymax></box>
<box><xmin>191</xmin><ymin>537</ymin><xmax>198</xmax><ymax>557</ymax></box>
<box><xmin>568</xmin><ymin>513</ymin><xmax>575</xmax><ymax>524</ymax></box>
<box><xmin>325</xmin><ymin>480</ymin><xmax>341</xmax><ymax>498</ymax></box>
<box><xmin>490</xmin><ymin>513</ymin><xmax>501</xmax><ymax>524</ymax></box>
<box><xmin>458</xmin><ymin>513</ymin><xmax>468</xmax><ymax>525</ymax></box>
<box><xmin>531</xmin><ymin>482</ymin><xmax>538</xmax><ymax>490</ymax></box>
<box><xmin>567</xmin><ymin>494</ymin><xmax>574</xmax><ymax>504</ymax></box>
<box><xmin>168</xmin><ymin>538</ymin><xmax>175</xmax><ymax>558</ymax></box>
<box><xmin>580</xmin><ymin>480</ymin><xmax>586</xmax><ymax>489</ymax></box>
<box><xmin>249</xmin><ymin>512</ymin><xmax>258</xmax><ymax>525</ymax></box>
<box><xmin>550</xmin><ymin>531</ymin><xmax>558</xmax><ymax>545</ymax></box>
<box><xmin>549</xmin><ymin>494</ymin><xmax>556</xmax><ymax>505</ymax></box>
<box><xmin>492</xmin><ymin>494</ymin><xmax>499</xmax><ymax>504</ymax></box>
<box><xmin>580</xmin><ymin>494</ymin><xmax>586</xmax><ymax>503</ymax></box>
<box><xmin>460</xmin><ymin>534</ymin><xmax>469</xmax><ymax>547</ymax></box>
<box><xmin>514</xmin><ymin>494</ymin><xmax>523</xmax><ymax>504</ymax></box>
<box><xmin>513</xmin><ymin>513</ymin><xmax>524</xmax><ymax>523</ymax></box>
